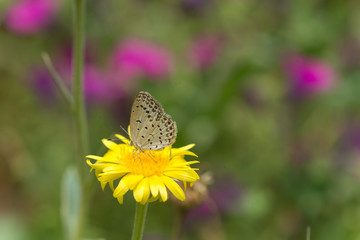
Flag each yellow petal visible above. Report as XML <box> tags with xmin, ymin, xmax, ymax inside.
<box><xmin>124</xmin><ymin>174</ymin><xmax>144</xmax><ymax>190</ymax></box>
<box><xmin>103</xmin><ymin>165</ymin><xmax>129</xmax><ymax>173</ymax></box>
<box><xmin>102</xmin><ymin>151</ymin><xmax>121</xmax><ymax>163</ymax></box>
<box><xmin>117</xmin><ymin>196</ymin><xmax>124</xmax><ymax>204</ymax></box>
<box><xmin>86</xmin><ymin>159</ymin><xmax>95</xmax><ymax>172</ymax></box>
<box><xmin>113</xmin><ymin>179</ymin><xmax>129</xmax><ymax>198</ymax></box>
<box><xmin>102</xmin><ymin>139</ymin><xmax>120</xmax><ymax>152</ymax></box>
<box><xmin>109</xmin><ymin>181</ymin><xmax>115</xmax><ymax>191</ymax></box>
<box><xmin>100</xmin><ymin>181</ymin><xmax>107</xmax><ymax>191</ymax></box>
<box><xmin>86</xmin><ymin>155</ymin><xmax>103</xmax><ymax>161</ymax></box>
<box><xmin>113</xmin><ymin>173</ymin><xmax>143</xmax><ymax>198</ymax></box>
<box><xmin>183</xmin><ymin>181</ymin><xmax>187</xmax><ymax>191</ymax></box>
<box><xmin>152</xmin><ymin>175</ymin><xmax>168</xmax><ymax>201</ymax></box>
<box><xmin>99</xmin><ymin>172</ymin><xmax>126</xmax><ymax>182</ymax></box>
<box><xmin>148</xmin><ymin>195</ymin><xmax>161</xmax><ymax>202</ymax></box>
<box><xmin>172</xmin><ymin>144</ymin><xmax>197</xmax><ymax>157</ymax></box>
<box><xmin>148</xmin><ymin>176</ymin><xmax>159</xmax><ymax>198</ymax></box>
<box><xmin>167</xmin><ymin>160</ymin><xmax>200</xmax><ymax>168</ymax></box>
<box><xmin>163</xmin><ymin>170</ymin><xmax>199</xmax><ymax>182</ymax></box>
<box><xmin>115</xmin><ymin>134</ymin><xmax>131</xmax><ymax>144</ymax></box>
<box><xmin>133</xmin><ymin>178</ymin><xmax>150</xmax><ymax>204</ymax></box>
<box><xmin>161</xmin><ymin>176</ymin><xmax>185</xmax><ymax>201</ymax></box>
<box><xmin>177</xmin><ymin>144</ymin><xmax>195</xmax><ymax>152</ymax></box>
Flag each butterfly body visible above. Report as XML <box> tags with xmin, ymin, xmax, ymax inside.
<box><xmin>129</xmin><ymin>91</ymin><xmax>177</xmax><ymax>151</ymax></box>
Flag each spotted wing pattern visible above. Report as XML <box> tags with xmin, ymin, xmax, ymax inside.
<box><xmin>129</xmin><ymin>91</ymin><xmax>177</xmax><ymax>151</ymax></box>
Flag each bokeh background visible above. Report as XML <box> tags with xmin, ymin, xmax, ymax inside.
<box><xmin>1</xmin><ymin>0</ymin><xmax>360</xmax><ymax>239</ymax></box>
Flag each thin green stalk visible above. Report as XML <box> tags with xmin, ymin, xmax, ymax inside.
<box><xmin>72</xmin><ymin>0</ymin><xmax>89</xmax><ymax>239</ymax></box>
<box><xmin>72</xmin><ymin>0</ymin><xmax>89</xmax><ymax>180</ymax></box>
<box><xmin>42</xmin><ymin>52</ymin><xmax>73</xmax><ymax>107</ymax></box>
<box><xmin>172</xmin><ymin>209</ymin><xmax>186</xmax><ymax>240</ymax></box>
<box><xmin>306</xmin><ymin>226</ymin><xmax>311</xmax><ymax>240</ymax></box>
<box><xmin>131</xmin><ymin>203</ymin><xmax>149</xmax><ymax>240</ymax></box>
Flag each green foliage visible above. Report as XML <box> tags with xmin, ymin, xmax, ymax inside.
<box><xmin>1</xmin><ymin>0</ymin><xmax>360</xmax><ymax>239</ymax></box>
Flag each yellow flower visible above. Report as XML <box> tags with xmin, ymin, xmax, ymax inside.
<box><xmin>86</xmin><ymin>134</ymin><xmax>200</xmax><ymax>205</ymax></box>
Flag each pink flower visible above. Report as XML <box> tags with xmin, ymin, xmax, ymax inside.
<box><xmin>3</xmin><ymin>0</ymin><xmax>59</xmax><ymax>35</ymax></box>
<box><xmin>111</xmin><ymin>39</ymin><xmax>173</xmax><ymax>81</ymax></box>
<box><xmin>189</xmin><ymin>35</ymin><xmax>223</xmax><ymax>70</ymax></box>
<box><xmin>284</xmin><ymin>54</ymin><xmax>336</xmax><ymax>98</ymax></box>
<box><xmin>85</xmin><ymin>66</ymin><xmax>125</xmax><ymax>103</ymax></box>
<box><xmin>32</xmin><ymin>46</ymin><xmax>125</xmax><ymax>105</ymax></box>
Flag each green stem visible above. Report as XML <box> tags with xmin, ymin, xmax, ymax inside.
<box><xmin>172</xmin><ymin>209</ymin><xmax>186</xmax><ymax>240</ymax></box>
<box><xmin>72</xmin><ymin>0</ymin><xmax>89</xmax><ymax>239</ymax></box>
<box><xmin>131</xmin><ymin>203</ymin><xmax>149</xmax><ymax>240</ymax></box>
<box><xmin>42</xmin><ymin>52</ymin><xmax>73</xmax><ymax>107</ymax></box>
<box><xmin>72</xmin><ymin>0</ymin><xmax>89</xmax><ymax>180</ymax></box>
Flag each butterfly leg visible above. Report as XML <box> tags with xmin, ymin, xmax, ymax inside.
<box><xmin>135</xmin><ymin>149</ymin><xmax>143</xmax><ymax>165</ymax></box>
<box><xmin>132</xmin><ymin>149</ymin><xmax>141</xmax><ymax>164</ymax></box>
<box><xmin>146</xmin><ymin>151</ymin><xmax>158</xmax><ymax>163</ymax></box>
<box><xmin>169</xmin><ymin>147</ymin><xmax>172</xmax><ymax>160</ymax></box>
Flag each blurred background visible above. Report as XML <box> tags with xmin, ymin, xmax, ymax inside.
<box><xmin>1</xmin><ymin>0</ymin><xmax>360</xmax><ymax>239</ymax></box>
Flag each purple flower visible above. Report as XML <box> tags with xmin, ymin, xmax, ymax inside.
<box><xmin>32</xmin><ymin>68</ymin><xmax>57</xmax><ymax>105</ymax></box>
<box><xmin>32</xmin><ymin>47</ymin><xmax>125</xmax><ymax>105</ymax></box>
<box><xmin>188</xmin><ymin>35</ymin><xmax>223</xmax><ymax>70</ymax></box>
<box><xmin>111</xmin><ymin>39</ymin><xmax>173</xmax><ymax>81</ymax></box>
<box><xmin>83</xmin><ymin>65</ymin><xmax>124</xmax><ymax>104</ymax></box>
<box><xmin>3</xmin><ymin>0</ymin><xmax>59</xmax><ymax>35</ymax></box>
<box><xmin>284</xmin><ymin>54</ymin><xmax>336</xmax><ymax>98</ymax></box>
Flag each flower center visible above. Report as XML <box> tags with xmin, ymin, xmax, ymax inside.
<box><xmin>121</xmin><ymin>146</ymin><xmax>171</xmax><ymax>177</ymax></box>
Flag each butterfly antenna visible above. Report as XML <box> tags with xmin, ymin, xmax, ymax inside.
<box><xmin>120</xmin><ymin>125</ymin><xmax>130</xmax><ymax>138</ymax></box>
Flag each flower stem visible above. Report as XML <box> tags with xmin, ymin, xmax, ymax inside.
<box><xmin>72</xmin><ymin>0</ymin><xmax>89</xmax><ymax>239</ymax></box>
<box><xmin>72</xmin><ymin>0</ymin><xmax>89</xmax><ymax>167</ymax></box>
<box><xmin>172</xmin><ymin>209</ymin><xmax>186</xmax><ymax>240</ymax></box>
<box><xmin>42</xmin><ymin>52</ymin><xmax>73</xmax><ymax>107</ymax></box>
<box><xmin>131</xmin><ymin>203</ymin><xmax>149</xmax><ymax>240</ymax></box>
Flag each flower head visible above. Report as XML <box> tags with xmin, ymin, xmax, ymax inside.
<box><xmin>3</xmin><ymin>0</ymin><xmax>59</xmax><ymax>35</ymax></box>
<box><xmin>111</xmin><ymin>39</ymin><xmax>173</xmax><ymax>81</ymax></box>
<box><xmin>87</xmin><ymin>134</ymin><xmax>200</xmax><ymax>204</ymax></box>
<box><xmin>284</xmin><ymin>54</ymin><xmax>336</xmax><ymax>98</ymax></box>
<box><xmin>189</xmin><ymin>35</ymin><xmax>223</xmax><ymax>70</ymax></box>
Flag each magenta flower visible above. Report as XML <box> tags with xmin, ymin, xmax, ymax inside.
<box><xmin>82</xmin><ymin>65</ymin><xmax>124</xmax><ymax>103</ymax></box>
<box><xmin>32</xmin><ymin>47</ymin><xmax>125</xmax><ymax>105</ymax></box>
<box><xmin>189</xmin><ymin>35</ymin><xmax>223</xmax><ymax>70</ymax></box>
<box><xmin>111</xmin><ymin>39</ymin><xmax>173</xmax><ymax>81</ymax></box>
<box><xmin>3</xmin><ymin>0</ymin><xmax>59</xmax><ymax>35</ymax></box>
<box><xmin>284</xmin><ymin>54</ymin><xmax>336</xmax><ymax>98</ymax></box>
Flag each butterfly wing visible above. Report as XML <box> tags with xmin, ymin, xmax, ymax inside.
<box><xmin>136</xmin><ymin>113</ymin><xmax>177</xmax><ymax>150</ymax></box>
<box><xmin>129</xmin><ymin>92</ymin><xmax>164</xmax><ymax>148</ymax></box>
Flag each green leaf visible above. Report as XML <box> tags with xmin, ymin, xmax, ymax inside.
<box><xmin>61</xmin><ymin>166</ymin><xmax>82</xmax><ymax>240</ymax></box>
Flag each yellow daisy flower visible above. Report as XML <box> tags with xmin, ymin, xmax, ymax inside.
<box><xmin>86</xmin><ymin>134</ymin><xmax>200</xmax><ymax>205</ymax></box>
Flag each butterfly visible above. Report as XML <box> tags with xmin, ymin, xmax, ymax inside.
<box><xmin>129</xmin><ymin>91</ymin><xmax>177</xmax><ymax>152</ymax></box>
